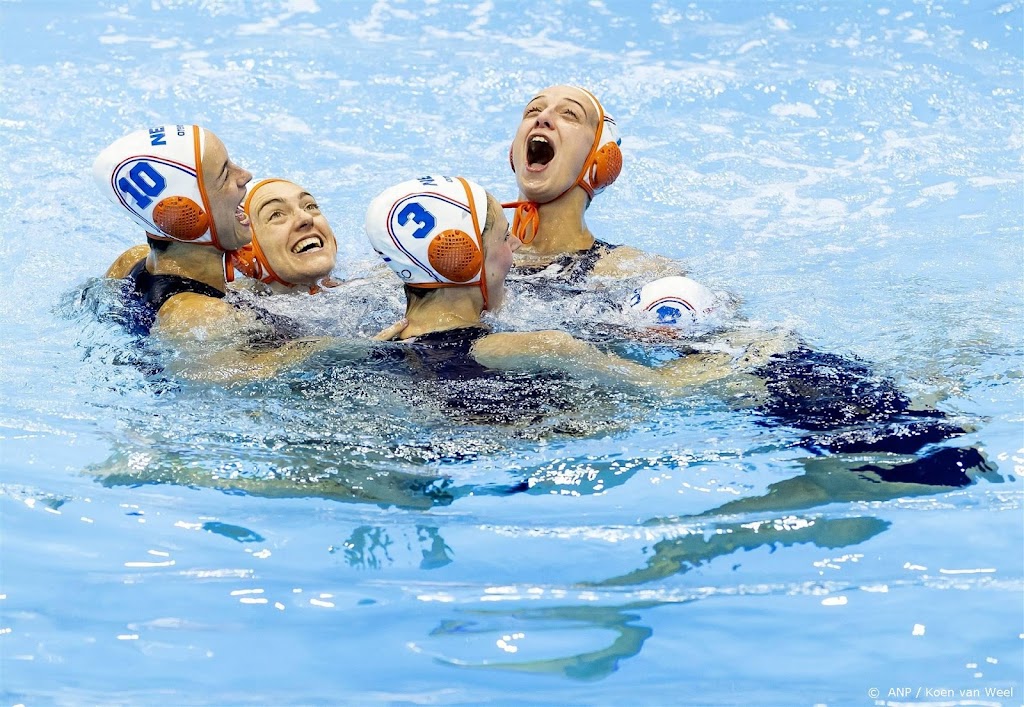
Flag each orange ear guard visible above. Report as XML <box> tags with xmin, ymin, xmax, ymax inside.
<box><xmin>389</xmin><ymin>178</ymin><xmax>490</xmax><ymax>308</ymax></box>
<box><xmin>225</xmin><ymin>240</ymin><xmax>320</xmax><ymax>294</ymax></box>
<box><xmin>227</xmin><ymin>244</ymin><xmax>260</xmax><ymax>281</ymax></box>
<box><xmin>421</xmin><ymin>178</ymin><xmax>489</xmax><ymax>308</ymax></box>
<box><xmin>248</xmin><ymin>232</ymin><xmax>289</xmax><ymax>287</ymax></box>
<box><xmin>428</xmin><ymin>229</ymin><xmax>483</xmax><ymax>282</ymax></box>
<box><xmin>152</xmin><ymin>195</ymin><xmax>210</xmax><ymax>241</ymax></box>
<box><xmin>365</xmin><ymin>175</ymin><xmax>491</xmax><ymax>310</ymax></box>
<box><xmin>94</xmin><ymin>124</ymin><xmax>232</xmax><ymax>250</ymax></box>
<box><xmin>582</xmin><ymin>139</ymin><xmax>623</xmax><ymax>196</ymax></box>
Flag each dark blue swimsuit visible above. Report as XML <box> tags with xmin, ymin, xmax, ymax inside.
<box><xmin>514</xmin><ymin>241</ymin><xmax>974</xmax><ymax>480</ymax></box>
<box><xmin>510</xmin><ymin>239</ymin><xmax>622</xmax><ymax>291</ymax></box>
<box><xmin>121</xmin><ymin>259</ymin><xmax>225</xmax><ymax>336</ymax></box>
<box><xmin>373</xmin><ymin>327</ymin><xmax>578</xmax><ymax>425</ymax></box>
<box><xmin>398</xmin><ymin>327</ymin><xmax>494</xmax><ymax>381</ymax></box>
<box><xmin>510</xmin><ymin>242</ymin><xmax>970</xmax><ymax>473</ymax></box>
<box><xmin>751</xmin><ymin>346</ymin><xmax>978</xmax><ymax>484</ymax></box>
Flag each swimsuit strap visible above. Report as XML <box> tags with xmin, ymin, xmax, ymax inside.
<box><xmin>128</xmin><ymin>258</ymin><xmax>225</xmax><ymax>312</ymax></box>
<box><xmin>122</xmin><ymin>260</ymin><xmax>307</xmax><ymax>346</ymax></box>
<box><xmin>576</xmin><ymin>239</ymin><xmax>620</xmax><ymax>280</ymax></box>
<box><xmin>411</xmin><ymin>326</ymin><xmax>490</xmax><ymax>347</ymax></box>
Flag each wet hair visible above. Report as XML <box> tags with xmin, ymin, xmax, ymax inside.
<box><xmin>403</xmin><ymin>283</ymin><xmax>433</xmax><ymax>305</ymax></box>
<box><xmin>146</xmin><ymin>235</ymin><xmax>172</xmax><ymax>252</ymax></box>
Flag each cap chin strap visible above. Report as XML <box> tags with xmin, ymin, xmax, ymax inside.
<box><xmin>145</xmin><ymin>126</ymin><xmax>226</xmax><ymax>250</ymax></box>
<box><xmin>190</xmin><ymin>125</ymin><xmax>225</xmax><ymax>251</ymax></box>
<box><xmin>248</xmin><ymin>234</ymin><xmax>291</xmax><ymax>289</ymax></box>
<box><xmin>456</xmin><ymin>177</ymin><xmax>489</xmax><ymax>312</ymax></box>
<box><xmin>225</xmin><ymin>239</ymin><xmax>320</xmax><ymax>295</ymax></box>
<box><xmin>501</xmin><ymin>200</ymin><xmax>539</xmax><ymax>245</ymax></box>
<box><xmin>223</xmin><ymin>251</ymin><xmax>235</xmax><ymax>282</ymax></box>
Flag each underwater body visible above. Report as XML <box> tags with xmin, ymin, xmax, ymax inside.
<box><xmin>1</xmin><ymin>1</ymin><xmax>1022</xmax><ymax>704</ymax></box>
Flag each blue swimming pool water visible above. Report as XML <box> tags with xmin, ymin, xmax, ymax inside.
<box><xmin>1</xmin><ymin>1</ymin><xmax>1022</xmax><ymax>704</ymax></box>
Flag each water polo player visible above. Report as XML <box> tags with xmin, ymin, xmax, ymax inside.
<box><xmin>93</xmin><ymin>124</ymin><xmax>254</xmax><ymax>337</ymax></box>
<box><xmin>624</xmin><ymin>279</ymin><xmax>972</xmax><ymax>460</ymax></box>
<box><xmin>364</xmin><ymin>175</ymin><xmax>740</xmax><ymax>388</ymax></box>
<box><xmin>228</xmin><ymin>178</ymin><xmax>340</xmax><ymax>295</ymax></box>
<box><xmin>92</xmin><ymin>126</ymin><xmax>360</xmax><ymax>380</ymax></box>
<box><xmin>628</xmin><ymin>275</ymin><xmax>725</xmax><ymax>332</ymax></box>
<box><xmin>364</xmin><ymin>176</ymin><xmax>970</xmax><ymax>466</ymax></box>
<box><xmin>506</xmin><ymin>84</ymin><xmax>682</xmax><ymax>287</ymax></box>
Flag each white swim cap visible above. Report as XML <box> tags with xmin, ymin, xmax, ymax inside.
<box><xmin>365</xmin><ymin>175</ymin><xmax>491</xmax><ymax>306</ymax></box>
<box><xmin>93</xmin><ymin>124</ymin><xmax>226</xmax><ymax>250</ymax></box>
<box><xmin>628</xmin><ymin>276</ymin><xmax>719</xmax><ymax>326</ymax></box>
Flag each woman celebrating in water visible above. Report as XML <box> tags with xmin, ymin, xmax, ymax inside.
<box><xmin>94</xmin><ymin>124</ymin><xmax>254</xmax><ymax>337</ymax></box>
<box><xmin>94</xmin><ymin>128</ymin><xmax>377</xmax><ymax>379</ymax></box>
<box><xmin>229</xmin><ymin>178</ymin><xmax>340</xmax><ymax>294</ymax></box>
<box><xmin>506</xmin><ymin>84</ymin><xmax>682</xmax><ymax>285</ymax></box>
<box><xmin>368</xmin><ymin>174</ymin><xmax>970</xmax><ymax>460</ymax></box>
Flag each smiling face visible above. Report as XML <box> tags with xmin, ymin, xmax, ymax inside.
<box><xmin>481</xmin><ymin>194</ymin><xmax>520</xmax><ymax>310</ymax></box>
<box><xmin>200</xmin><ymin>131</ymin><xmax>253</xmax><ymax>251</ymax></box>
<box><xmin>510</xmin><ymin>85</ymin><xmax>600</xmax><ymax>204</ymax></box>
<box><xmin>248</xmin><ymin>180</ymin><xmax>338</xmax><ymax>288</ymax></box>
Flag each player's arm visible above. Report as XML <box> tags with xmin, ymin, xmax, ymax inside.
<box><xmin>153</xmin><ymin>293</ymin><xmax>334</xmax><ymax>382</ymax></box>
<box><xmin>592</xmin><ymin>245</ymin><xmax>685</xmax><ymax>279</ymax></box>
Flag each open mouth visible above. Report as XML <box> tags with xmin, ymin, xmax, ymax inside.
<box><xmin>292</xmin><ymin>235</ymin><xmax>324</xmax><ymax>254</ymax></box>
<box><xmin>236</xmin><ymin>203</ymin><xmax>250</xmax><ymax>228</ymax></box>
<box><xmin>527</xmin><ymin>135</ymin><xmax>555</xmax><ymax>168</ymax></box>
